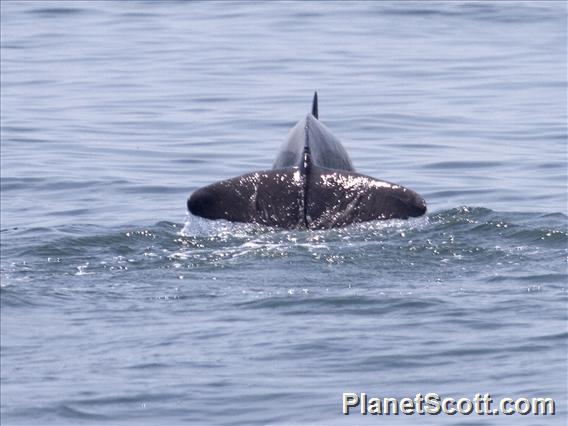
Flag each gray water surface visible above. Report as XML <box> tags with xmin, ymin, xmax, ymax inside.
<box><xmin>1</xmin><ymin>1</ymin><xmax>567</xmax><ymax>425</ymax></box>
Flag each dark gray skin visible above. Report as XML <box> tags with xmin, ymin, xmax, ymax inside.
<box><xmin>187</xmin><ymin>93</ymin><xmax>426</xmax><ymax>229</ymax></box>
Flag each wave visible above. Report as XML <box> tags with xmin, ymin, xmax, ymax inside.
<box><xmin>1</xmin><ymin>206</ymin><xmax>565</xmax><ymax>260</ymax></box>
<box><xmin>1</xmin><ymin>207</ymin><xmax>565</xmax><ymax>299</ymax></box>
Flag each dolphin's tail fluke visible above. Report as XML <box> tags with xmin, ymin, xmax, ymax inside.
<box><xmin>305</xmin><ymin>165</ymin><xmax>427</xmax><ymax>228</ymax></box>
<box><xmin>188</xmin><ymin>168</ymin><xmax>304</xmax><ymax>228</ymax></box>
<box><xmin>311</xmin><ymin>92</ymin><xmax>318</xmax><ymax>119</ymax></box>
<box><xmin>187</xmin><ymin>165</ymin><xmax>427</xmax><ymax>229</ymax></box>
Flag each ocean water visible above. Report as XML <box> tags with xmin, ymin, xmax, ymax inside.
<box><xmin>1</xmin><ymin>1</ymin><xmax>566</xmax><ymax>425</ymax></box>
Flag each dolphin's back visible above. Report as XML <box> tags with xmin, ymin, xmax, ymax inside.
<box><xmin>272</xmin><ymin>115</ymin><xmax>355</xmax><ymax>172</ymax></box>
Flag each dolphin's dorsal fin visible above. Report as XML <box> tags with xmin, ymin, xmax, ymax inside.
<box><xmin>311</xmin><ymin>92</ymin><xmax>318</xmax><ymax>119</ymax></box>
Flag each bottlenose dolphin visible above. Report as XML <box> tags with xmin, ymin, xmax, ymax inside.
<box><xmin>188</xmin><ymin>93</ymin><xmax>426</xmax><ymax>229</ymax></box>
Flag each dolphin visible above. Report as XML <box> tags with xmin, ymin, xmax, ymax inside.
<box><xmin>187</xmin><ymin>93</ymin><xmax>426</xmax><ymax>229</ymax></box>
